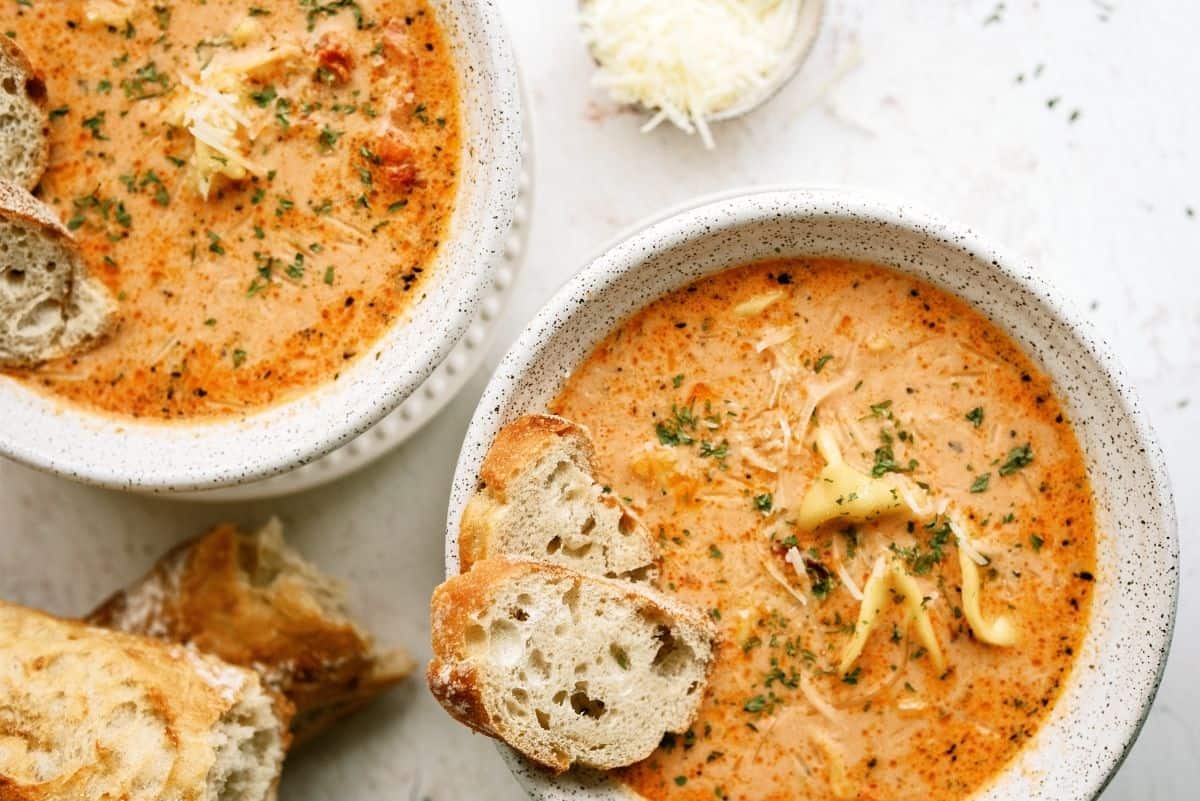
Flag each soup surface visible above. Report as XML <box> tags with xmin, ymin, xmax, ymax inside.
<box><xmin>550</xmin><ymin>259</ymin><xmax>1097</xmax><ymax>801</ymax></box>
<box><xmin>4</xmin><ymin>0</ymin><xmax>459</xmax><ymax>418</ymax></box>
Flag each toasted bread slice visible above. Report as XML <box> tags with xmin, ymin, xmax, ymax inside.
<box><xmin>88</xmin><ymin>518</ymin><xmax>414</xmax><ymax>746</ymax></box>
<box><xmin>0</xmin><ymin>180</ymin><xmax>116</xmax><ymax>367</ymax></box>
<box><xmin>460</xmin><ymin>415</ymin><xmax>658</xmax><ymax>580</ymax></box>
<box><xmin>0</xmin><ymin>601</ymin><xmax>288</xmax><ymax>801</ymax></box>
<box><xmin>0</xmin><ymin>37</ymin><xmax>48</xmax><ymax>190</ymax></box>
<box><xmin>428</xmin><ymin>558</ymin><xmax>716</xmax><ymax>773</ymax></box>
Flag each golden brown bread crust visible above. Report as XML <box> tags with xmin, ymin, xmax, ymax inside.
<box><xmin>427</xmin><ymin>557</ymin><xmax>716</xmax><ymax>772</ymax></box>
<box><xmin>476</xmin><ymin>414</ymin><xmax>597</xmax><ymax>493</ymax></box>
<box><xmin>0</xmin><ymin>600</ymin><xmax>289</xmax><ymax>800</ymax></box>
<box><xmin>427</xmin><ymin>558</ymin><xmax>525</xmax><ymax>745</ymax></box>
<box><xmin>0</xmin><ymin>37</ymin><xmax>48</xmax><ymax>190</ymax></box>
<box><xmin>88</xmin><ymin>520</ymin><xmax>413</xmax><ymax>746</ymax></box>
<box><xmin>458</xmin><ymin>414</ymin><xmax>656</xmax><ymax>575</ymax></box>
<box><xmin>0</xmin><ymin>179</ymin><xmax>67</xmax><ymax>239</ymax></box>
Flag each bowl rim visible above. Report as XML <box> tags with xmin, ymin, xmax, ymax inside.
<box><xmin>0</xmin><ymin>0</ymin><xmax>524</xmax><ymax>492</ymax></box>
<box><xmin>446</xmin><ymin>186</ymin><xmax>1179</xmax><ymax>801</ymax></box>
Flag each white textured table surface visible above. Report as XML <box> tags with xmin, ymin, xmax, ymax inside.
<box><xmin>1</xmin><ymin>1</ymin><xmax>1195</xmax><ymax>799</ymax></box>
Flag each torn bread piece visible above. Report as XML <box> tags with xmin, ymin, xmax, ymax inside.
<box><xmin>460</xmin><ymin>415</ymin><xmax>658</xmax><ymax>580</ymax></box>
<box><xmin>428</xmin><ymin>558</ymin><xmax>716</xmax><ymax>773</ymax></box>
<box><xmin>88</xmin><ymin>518</ymin><xmax>413</xmax><ymax>746</ymax></box>
<box><xmin>0</xmin><ymin>180</ymin><xmax>116</xmax><ymax>367</ymax></box>
<box><xmin>0</xmin><ymin>600</ymin><xmax>288</xmax><ymax>801</ymax></box>
<box><xmin>0</xmin><ymin>37</ymin><xmax>49</xmax><ymax>190</ymax></box>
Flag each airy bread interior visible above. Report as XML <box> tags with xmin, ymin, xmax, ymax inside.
<box><xmin>0</xmin><ymin>38</ymin><xmax>47</xmax><ymax>189</ymax></box>
<box><xmin>0</xmin><ymin>603</ymin><xmax>286</xmax><ymax>801</ymax></box>
<box><xmin>432</xmin><ymin>561</ymin><xmax>713</xmax><ymax>772</ymax></box>
<box><xmin>0</xmin><ymin>182</ymin><xmax>115</xmax><ymax>366</ymax></box>
<box><xmin>462</xmin><ymin>418</ymin><xmax>657</xmax><ymax>580</ymax></box>
<box><xmin>205</xmin><ymin>671</ymin><xmax>287</xmax><ymax>801</ymax></box>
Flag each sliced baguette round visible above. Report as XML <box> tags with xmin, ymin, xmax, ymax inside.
<box><xmin>0</xmin><ymin>180</ymin><xmax>116</xmax><ymax>367</ymax></box>
<box><xmin>88</xmin><ymin>518</ymin><xmax>415</xmax><ymax>747</ymax></box>
<box><xmin>0</xmin><ymin>37</ymin><xmax>48</xmax><ymax>190</ymax></box>
<box><xmin>428</xmin><ymin>558</ymin><xmax>716</xmax><ymax>773</ymax></box>
<box><xmin>0</xmin><ymin>600</ymin><xmax>289</xmax><ymax>801</ymax></box>
<box><xmin>460</xmin><ymin>415</ymin><xmax>658</xmax><ymax>580</ymax></box>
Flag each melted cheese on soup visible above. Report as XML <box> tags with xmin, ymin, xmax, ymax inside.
<box><xmin>551</xmin><ymin>259</ymin><xmax>1097</xmax><ymax>801</ymax></box>
<box><xmin>3</xmin><ymin>0</ymin><xmax>459</xmax><ymax>418</ymax></box>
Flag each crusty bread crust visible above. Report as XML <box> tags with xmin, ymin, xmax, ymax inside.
<box><xmin>427</xmin><ymin>557</ymin><xmax>717</xmax><ymax>773</ymax></box>
<box><xmin>88</xmin><ymin>520</ymin><xmax>414</xmax><ymax>747</ymax></box>
<box><xmin>0</xmin><ymin>36</ymin><xmax>48</xmax><ymax>190</ymax></box>
<box><xmin>0</xmin><ymin>179</ymin><xmax>67</xmax><ymax>238</ymax></box>
<box><xmin>459</xmin><ymin>414</ymin><xmax>658</xmax><ymax>577</ymax></box>
<box><xmin>0</xmin><ymin>601</ymin><xmax>289</xmax><ymax>801</ymax></box>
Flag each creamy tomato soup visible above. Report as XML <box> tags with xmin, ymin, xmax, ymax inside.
<box><xmin>551</xmin><ymin>259</ymin><xmax>1097</xmax><ymax>801</ymax></box>
<box><xmin>4</xmin><ymin>0</ymin><xmax>459</xmax><ymax>418</ymax></box>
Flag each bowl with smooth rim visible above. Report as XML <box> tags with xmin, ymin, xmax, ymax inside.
<box><xmin>0</xmin><ymin>0</ymin><xmax>523</xmax><ymax>492</ymax></box>
<box><xmin>446</xmin><ymin>187</ymin><xmax>1178</xmax><ymax>800</ymax></box>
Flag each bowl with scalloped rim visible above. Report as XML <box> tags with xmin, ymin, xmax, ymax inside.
<box><xmin>0</xmin><ymin>0</ymin><xmax>523</xmax><ymax>492</ymax></box>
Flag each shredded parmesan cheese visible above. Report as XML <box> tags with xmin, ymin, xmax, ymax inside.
<box><xmin>168</xmin><ymin>46</ymin><xmax>299</xmax><ymax>199</ymax></box>
<box><xmin>85</xmin><ymin>0</ymin><xmax>132</xmax><ymax>27</ymax></box>
<box><xmin>579</xmin><ymin>0</ymin><xmax>807</xmax><ymax>148</ymax></box>
<box><xmin>760</xmin><ymin>555</ymin><xmax>807</xmax><ymax>607</ymax></box>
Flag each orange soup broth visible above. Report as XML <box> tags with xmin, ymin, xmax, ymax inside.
<box><xmin>550</xmin><ymin>259</ymin><xmax>1096</xmax><ymax>801</ymax></box>
<box><xmin>4</xmin><ymin>0</ymin><xmax>460</xmax><ymax>419</ymax></box>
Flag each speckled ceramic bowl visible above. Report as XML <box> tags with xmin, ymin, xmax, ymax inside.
<box><xmin>0</xmin><ymin>0</ymin><xmax>522</xmax><ymax>492</ymax></box>
<box><xmin>446</xmin><ymin>188</ymin><xmax>1178</xmax><ymax>801</ymax></box>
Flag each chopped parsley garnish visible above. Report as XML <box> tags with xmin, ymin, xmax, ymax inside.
<box><xmin>673</xmin><ymin>776</ymin><xmax>687</xmax><ymax>787</ymax></box>
<box><xmin>891</xmin><ymin>517</ymin><xmax>952</xmax><ymax>575</ymax></box>
<box><xmin>206</xmin><ymin>230</ymin><xmax>224</xmax><ymax>255</ymax></box>
<box><xmin>301</xmin><ymin>0</ymin><xmax>367</xmax><ymax>32</ymax></box>
<box><xmin>120</xmin><ymin>62</ymin><xmax>170</xmax><ymax>100</ymax></box>
<box><xmin>323</xmin><ymin>266</ymin><xmax>336</xmax><ymax>285</ymax></box>
<box><xmin>753</xmin><ymin>493</ymin><xmax>773</xmax><ymax>514</ymax></box>
<box><xmin>49</xmin><ymin>106</ymin><xmax>69</xmax><ymax>120</ymax></box>
<box><xmin>318</xmin><ymin>125</ymin><xmax>345</xmax><ymax>152</ymax></box>
<box><xmin>743</xmin><ymin>695</ymin><xmax>767</xmax><ymax>713</ymax></box>
<box><xmin>82</xmin><ymin>111</ymin><xmax>107</xmax><ymax>140</ymax></box>
<box><xmin>970</xmin><ymin>473</ymin><xmax>991</xmax><ymax>493</ymax></box>
<box><xmin>869</xmin><ymin>399</ymin><xmax>893</xmax><ymax>418</ymax></box>
<box><xmin>250</xmin><ymin>85</ymin><xmax>277</xmax><ymax>108</ymax></box>
<box><xmin>813</xmin><ymin>354</ymin><xmax>833</xmax><ymax>373</ymax></box>
<box><xmin>698</xmin><ymin>439</ymin><xmax>729</xmax><ymax>465</ymax></box>
<box><xmin>806</xmin><ymin>559</ymin><xmax>835</xmax><ymax>599</ymax></box>
<box><xmin>655</xmin><ymin>404</ymin><xmax>696</xmax><ymax>446</ymax></box>
<box><xmin>842</xmin><ymin>667</ymin><xmax>862</xmax><ymax>685</ymax></box>
<box><xmin>708</xmin><ymin>544</ymin><xmax>723</xmax><ymax>559</ymax></box>
<box><xmin>841</xmin><ymin>526</ymin><xmax>859</xmax><ymax>558</ymax></box>
<box><xmin>672</xmin><ymin>373</ymin><xmax>685</xmax><ymax>388</ymax></box>
<box><xmin>1030</xmin><ymin>534</ymin><xmax>1044</xmax><ymax>552</ymax></box>
<box><xmin>966</xmin><ymin>406</ymin><xmax>985</xmax><ymax>427</ymax></box>
<box><xmin>871</xmin><ymin>430</ymin><xmax>917</xmax><ymax>477</ymax></box>
<box><xmin>998</xmin><ymin>443</ymin><xmax>1034</xmax><ymax>476</ymax></box>
<box><xmin>232</xmin><ymin>348</ymin><xmax>247</xmax><ymax>367</ymax></box>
